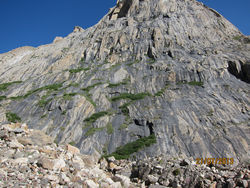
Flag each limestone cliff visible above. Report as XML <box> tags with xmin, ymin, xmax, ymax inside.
<box><xmin>0</xmin><ymin>0</ymin><xmax>249</xmax><ymax>162</ymax></box>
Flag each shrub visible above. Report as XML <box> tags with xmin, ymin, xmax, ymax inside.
<box><xmin>61</xmin><ymin>111</ymin><xmax>66</xmax><ymax>115</ymax></box>
<box><xmin>119</xmin><ymin>102</ymin><xmax>131</xmax><ymax>116</ymax></box>
<box><xmin>104</xmin><ymin>134</ymin><xmax>157</xmax><ymax>160</ymax></box>
<box><xmin>40</xmin><ymin>114</ymin><xmax>47</xmax><ymax>118</ymax></box>
<box><xmin>6</xmin><ymin>112</ymin><xmax>21</xmax><ymax>123</ymax></box>
<box><xmin>80</xmin><ymin>57</ymin><xmax>85</xmax><ymax>63</ymax></box>
<box><xmin>119</xmin><ymin>124</ymin><xmax>128</xmax><ymax>130</ymax></box>
<box><xmin>207</xmin><ymin>109</ymin><xmax>214</xmax><ymax>116</ymax></box>
<box><xmin>69</xmin><ymin>141</ymin><xmax>76</xmax><ymax>146</ymax></box>
<box><xmin>173</xmin><ymin>168</ymin><xmax>181</xmax><ymax>176</ymax></box>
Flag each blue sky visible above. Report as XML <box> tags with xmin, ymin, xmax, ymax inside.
<box><xmin>0</xmin><ymin>0</ymin><xmax>249</xmax><ymax>54</ymax></box>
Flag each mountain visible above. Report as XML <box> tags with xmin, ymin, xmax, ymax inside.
<box><xmin>0</xmin><ymin>0</ymin><xmax>249</xmax><ymax>162</ymax></box>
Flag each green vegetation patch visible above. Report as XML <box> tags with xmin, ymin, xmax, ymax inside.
<box><xmin>0</xmin><ymin>81</ymin><xmax>22</xmax><ymax>91</ymax></box>
<box><xmin>84</xmin><ymin>111</ymin><xmax>112</xmax><ymax>124</ymax></box>
<box><xmin>119</xmin><ymin>102</ymin><xmax>131</xmax><ymax>116</ymax></box>
<box><xmin>63</xmin><ymin>93</ymin><xmax>78</xmax><ymax>100</ymax></box>
<box><xmin>81</xmin><ymin>82</ymin><xmax>103</xmax><ymax>92</ymax></box>
<box><xmin>0</xmin><ymin>96</ymin><xmax>7</xmax><ymax>101</ymax></box>
<box><xmin>79</xmin><ymin>57</ymin><xmax>85</xmax><ymax>64</ymax></box>
<box><xmin>69</xmin><ymin>141</ymin><xmax>76</xmax><ymax>146</ymax></box>
<box><xmin>108</xmin><ymin>82</ymin><xmax>127</xmax><ymax>88</ymax></box>
<box><xmin>40</xmin><ymin>114</ymin><xmax>47</xmax><ymax>119</ymax></box>
<box><xmin>127</xmin><ymin>59</ymin><xmax>140</xmax><ymax>66</ymax></box>
<box><xmin>108</xmin><ymin>79</ymin><xmax>129</xmax><ymax>88</ymax></box>
<box><xmin>154</xmin><ymin>84</ymin><xmax>170</xmax><ymax>97</ymax></box>
<box><xmin>68</xmin><ymin>82</ymin><xmax>80</xmax><ymax>87</ymax></box>
<box><xmin>10</xmin><ymin>83</ymin><xmax>63</xmax><ymax>100</ymax></box>
<box><xmin>111</xmin><ymin>92</ymin><xmax>151</xmax><ymax>102</ymax></box>
<box><xmin>69</xmin><ymin>67</ymin><xmax>90</xmax><ymax>74</ymax></box>
<box><xmin>38</xmin><ymin>97</ymin><xmax>52</xmax><ymax>107</ymax></box>
<box><xmin>187</xmin><ymin>81</ymin><xmax>204</xmax><ymax>87</ymax></box>
<box><xmin>81</xmin><ymin>93</ymin><xmax>96</xmax><ymax>107</ymax></box>
<box><xmin>173</xmin><ymin>168</ymin><xmax>181</xmax><ymax>176</ymax></box>
<box><xmin>147</xmin><ymin>58</ymin><xmax>156</xmax><ymax>64</ymax></box>
<box><xmin>233</xmin><ymin>35</ymin><xmax>242</xmax><ymax>41</ymax></box>
<box><xmin>119</xmin><ymin>123</ymin><xmax>128</xmax><ymax>130</ymax></box>
<box><xmin>6</xmin><ymin>112</ymin><xmax>21</xmax><ymax>123</ymax></box>
<box><xmin>85</xmin><ymin>127</ymin><xmax>105</xmax><ymax>136</ymax></box>
<box><xmin>106</xmin><ymin>123</ymin><xmax>114</xmax><ymax>135</ymax></box>
<box><xmin>110</xmin><ymin>63</ymin><xmax>121</xmax><ymax>70</ymax></box>
<box><xmin>104</xmin><ymin>134</ymin><xmax>157</xmax><ymax>160</ymax></box>
<box><xmin>41</xmin><ymin>83</ymin><xmax>63</xmax><ymax>90</ymax></box>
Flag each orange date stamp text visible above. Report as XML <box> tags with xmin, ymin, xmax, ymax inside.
<box><xmin>196</xmin><ymin>158</ymin><xmax>234</xmax><ymax>165</ymax></box>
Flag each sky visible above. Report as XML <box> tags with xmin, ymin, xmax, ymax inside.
<box><xmin>0</xmin><ymin>0</ymin><xmax>249</xmax><ymax>54</ymax></box>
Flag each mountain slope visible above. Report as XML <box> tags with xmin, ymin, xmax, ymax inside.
<box><xmin>0</xmin><ymin>0</ymin><xmax>249</xmax><ymax>161</ymax></box>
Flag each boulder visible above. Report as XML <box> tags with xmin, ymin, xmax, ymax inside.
<box><xmin>66</xmin><ymin>144</ymin><xmax>80</xmax><ymax>154</ymax></box>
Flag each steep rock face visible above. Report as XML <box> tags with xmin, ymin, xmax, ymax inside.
<box><xmin>0</xmin><ymin>0</ymin><xmax>249</xmax><ymax>161</ymax></box>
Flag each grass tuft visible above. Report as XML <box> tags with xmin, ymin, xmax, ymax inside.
<box><xmin>69</xmin><ymin>67</ymin><xmax>90</xmax><ymax>74</ymax></box>
<box><xmin>111</xmin><ymin>92</ymin><xmax>151</xmax><ymax>102</ymax></box>
<box><xmin>69</xmin><ymin>141</ymin><xmax>76</xmax><ymax>146</ymax></box>
<box><xmin>10</xmin><ymin>83</ymin><xmax>63</xmax><ymax>100</ymax></box>
<box><xmin>84</xmin><ymin>111</ymin><xmax>112</xmax><ymax>124</ymax></box>
<box><xmin>63</xmin><ymin>93</ymin><xmax>78</xmax><ymax>100</ymax></box>
<box><xmin>6</xmin><ymin>112</ymin><xmax>21</xmax><ymax>123</ymax></box>
<box><xmin>154</xmin><ymin>84</ymin><xmax>170</xmax><ymax>97</ymax></box>
<box><xmin>38</xmin><ymin>97</ymin><xmax>52</xmax><ymax>107</ymax></box>
<box><xmin>119</xmin><ymin>124</ymin><xmax>128</xmax><ymax>130</ymax></box>
<box><xmin>119</xmin><ymin>102</ymin><xmax>131</xmax><ymax>116</ymax></box>
<box><xmin>0</xmin><ymin>81</ymin><xmax>22</xmax><ymax>91</ymax></box>
<box><xmin>81</xmin><ymin>82</ymin><xmax>103</xmax><ymax>92</ymax></box>
<box><xmin>187</xmin><ymin>81</ymin><xmax>203</xmax><ymax>87</ymax></box>
<box><xmin>173</xmin><ymin>169</ymin><xmax>181</xmax><ymax>176</ymax></box>
<box><xmin>85</xmin><ymin>127</ymin><xmax>105</xmax><ymax>136</ymax></box>
<box><xmin>81</xmin><ymin>94</ymin><xmax>96</xmax><ymax>107</ymax></box>
<box><xmin>233</xmin><ymin>35</ymin><xmax>242</xmax><ymax>41</ymax></box>
<box><xmin>106</xmin><ymin>123</ymin><xmax>114</xmax><ymax>135</ymax></box>
<box><xmin>0</xmin><ymin>96</ymin><xmax>7</xmax><ymax>101</ymax></box>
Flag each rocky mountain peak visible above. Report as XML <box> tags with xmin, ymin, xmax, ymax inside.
<box><xmin>81</xmin><ymin>0</ymin><xmax>244</xmax><ymax>65</ymax></box>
